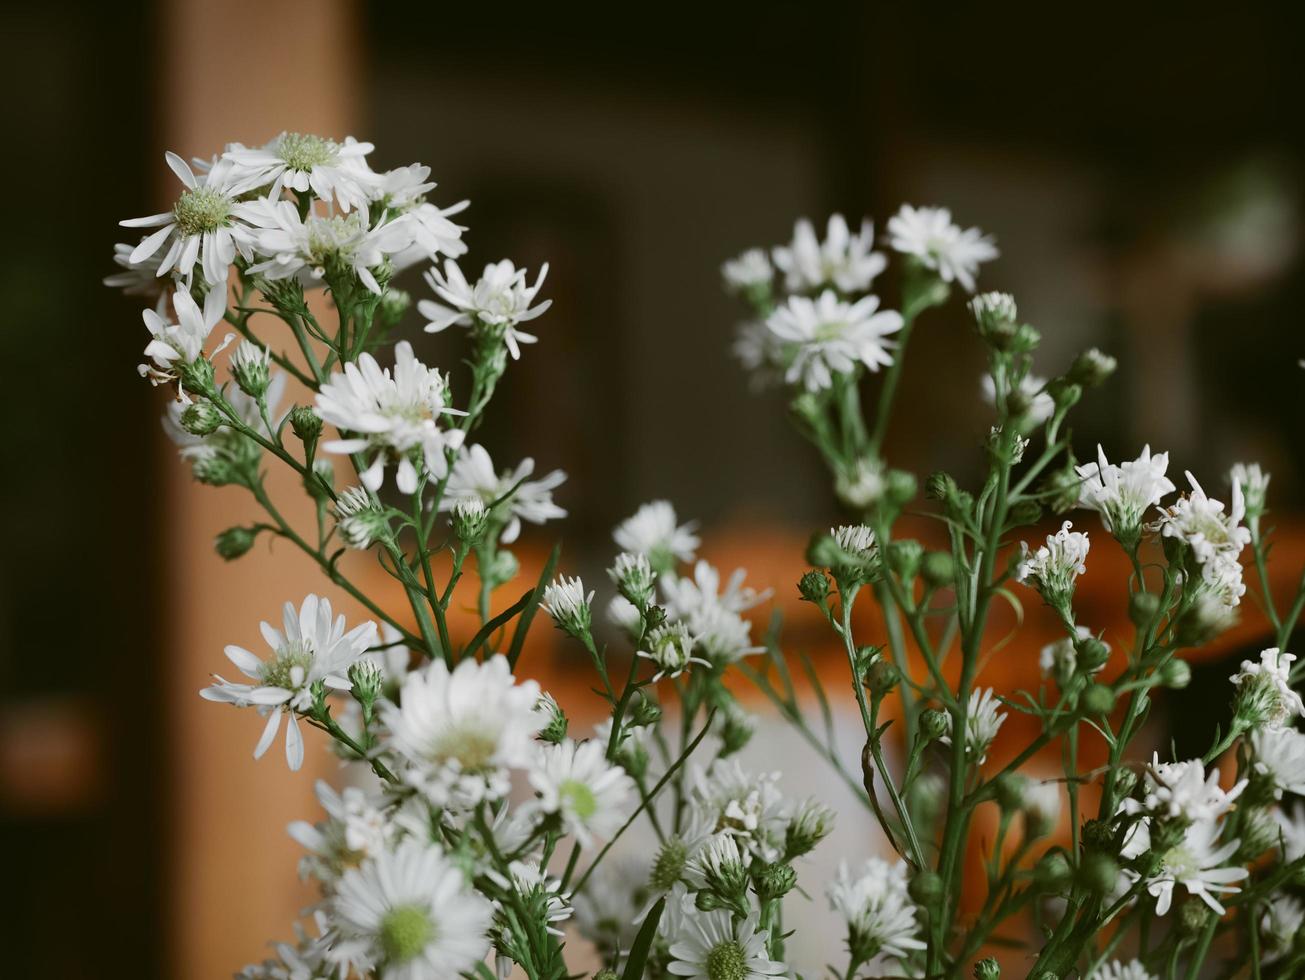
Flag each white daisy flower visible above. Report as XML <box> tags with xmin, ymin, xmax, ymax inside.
<box><xmin>637</xmin><ymin>621</ymin><xmax>706</xmax><ymax>680</ymax></box>
<box><xmin>765</xmin><ymin>289</ymin><xmax>903</xmax><ymax>392</ymax></box>
<box><xmin>1076</xmin><ymin>444</ymin><xmax>1176</xmax><ymax>542</ymax></box>
<box><xmin>287</xmin><ymin>779</ymin><xmax>393</xmax><ymax>883</ymax></box>
<box><xmin>1230</xmin><ymin>648</ymin><xmax>1304</xmax><ymax>730</ymax></box>
<box><xmin>771</xmin><ymin>214</ymin><xmax>886</xmax><ymax>293</ymax></box>
<box><xmin>826</xmin><ymin>857</ymin><xmax>926</xmax><ymax>967</ymax></box>
<box><xmin>224</xmin><ymin>132</ymin><xmax>376</xmax><ymax>211</ymax></box>
<box><xmin>721</xmin><ymin>247</ymin><xmax>774</xmax><ymax>292</ymax></box>
<box><xmin>1261</xmin><ymin>894</ymin><xmax>1305</xmax><ymax>963</ymax></box>
<box><xmin>614</xmin><ymin>500</ymin><xmax>700</xmax><ymax>573</ymax></box>
<box><xmin>437</xmin><ymin>443</ymin><xmax>566</xmax><ymax>543</ymax></box>
<box><xmin>688</xmin><ymin>759</ymin><xmax>787</xmax><ymax>861</ymax></box>
<box><xmin>382</xmin><ymin>655</ymin><xmax>543</xmax><ymax>808</ymax></box>
<box><xmin>667</xmin><ymin>909</ymin><xmax>785</xmax><ymax>980</ymax></box>
<box><xmin>981</xmin><ymin>372</ymin><xmax>1055</xmax><ymax>426</ymax></box>
<box><xmin>1153</xmin><ymin>472</ymin><xmax>1251</xmax><ymax>566</ymax></box>
<box><xmin>243</xmin><ymin>198</ymin><xmax>414</xmax><ymax>295</ymax></box>
<box><xmin>120</xmin><ymin>152</ymin><xmax>257</xmax><ymax>286</ymax></box>
<box><xmin>886</xmin><ymin>204</ymin><xmax>998</xmax><ymax>292</ymax></box>
<box><xmin>1089</xmin><ymin>960</ymin><xmax>1155</xmax><ymax>980</ymax></box>
<box><xmin>541</xmin><ymin>576</ymin><xmax>595</xmax><ymax>638</ymax></box>
<box><xmin>139</xmin><ymin>285</ymin><xmax>228</xmax><ymax>386</ymax></box>
<box><xmin>1143</xmin><ymin>756</ymin><xmax>1246</xmax><ymax>823</ymax></box>
<box><xmin>1016</xmin><ymin>521</ymin><xmax>1090</xmax><ymax>606</ymax></box>
<box><xmin>1122</xmin><ymin>816</ymin><xmax>1248</xmax><ymax>915</ymax></box>
<box><xmin>660</xmin><ymin>560</ymin><xmax>769</xmax><ymax>665</ymax></box>
<box><xmin>1250</xmin><ymin>726</ymin><xmax>1305</xmax><ymax>798</ymax></box>
<box><xmin>419</xmin><ymin>258</ymin><xmax>551</xmax><ymax>358</ymax></box>
<box><xmin>314</xmin><ymin>340</ymin><xmax>465</xmax><ymax>494</ymax></box>
<box><xmin>530</xmin><ymin>738</ymin><xmax>636</xmax><ymax>846</ymax></box>
<box><xmin>199</xmin><ymin>594</ymin><xmax>377</xmax><ymax>770</ymax></box>
<box><xmin>369</xmin><ymin>163</ymin><xmax>470</xmax><ymax>266</ymax></box>
<box><xmin>732</xmin><ymin>318</ymin><xmax>787</xmax><ymax>389</ymax></box>
<box><xmin>330</xmin><ymin>837</ymin><xmax>493</xmax><ymax>980</ymax></box>
<box><xmin>941</xmin><ymin>687</ymin><xmax>1006</xmax><ymax>765</ymax></box>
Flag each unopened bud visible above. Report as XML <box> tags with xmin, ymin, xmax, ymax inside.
<box><xmin>1129</xmin><ymin>591</ymin><xmax>1161</xmax><ymax>627</ymax></box>
<box><xmin>289</xmin><ymin>405</ymin><xmax>323</xmax><ymax>445</ymax></box>
<box><xmin>1078</xmin><ymin>852</ymin><xmax>1119</xmax><ymax>895</ymax></box>
<box><xmin>1082</xmin><ymin>683</ymin><xmax>1115</xmax><ymax>715</ymax></box>
<box><xmin>887</xmin><ymin>539</ymin><xmax>924</xmax><ymax>580</ymax></box>
<box><xmin>920</xmin><ymin>708</ymin><xmax>949</xmax><ymax>742</ymax></box>
<box><xmin>798</xmin><ymin>569</ymin><xmax>831</xmax><ymax>604</ymax></box>
<box><xmin>909</xmin><ymin>870</ymin><xmax>943</xmax><ymax>905</ymax></box>
<box><xmin>865</xmin><ymin>659</ymin><xmax>899</xmax><ymax>697</ymax></box>
<box><xmin>754</xmin><ymin>863</ymin><xmax>797</xmax><ymax>902</ymax></box>
<box><xmin>921</xmin><ymin>552</ymin><xmax>955</xmax><ymax>588</ymax></box>
<box><xmin>974</xmin><ymin>957</ymin><xmax>1000</xmax><ymax>980</ymax></box>
<box><xmin>884</xmin><ymin>469</ymin><xmax>917</xmax><ymax>508</ymax></box>
<box><xmin>452</xmin><ymin>498</ymin><xmax>490</xmax><ymax>545</ymax></box>
<box><xmin>214</xmin><ymin>525</ymin><xmax>259</xmax><ymax>560</ymax></box>
<box><xmin>181</xmin><ymin>401</ymin><xmax>223</xmax><ymax>436</ymax></box>
<box><xmin>1158</xmin><ymin>657</ymin><xmax>1192</xmax><ymax>689</ymax></box>
<box><xmin>1068</xmin><ymin>348</ymin><xmax>1117</xmax><ymax>388</ymax></box>
<box><xmin>1178</xmin><ymin>897</ymin><xmax>1212</xmax><ymax>937</ymax></box>
<box><xmin>1075</xmin><ymin>636</ymin><xmax>1111</xmax><ymax>674</ymax></box>
<box><xmin>231</xmin><ymin>341</ymin><xmax>271</xmax><ymax>398</ymax></box>
<box><xmin>1034</xmin><ymin>851</ymin><xmax>1072</xmax><ymax>892</ymax></box>
<box><xmin>994</xmin><ymin>773</ymin><xmax>1027</xmax><ymax>813</ymax></box>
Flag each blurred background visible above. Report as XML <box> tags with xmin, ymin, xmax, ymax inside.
<box><xmin>4</xmin><ymin>1</ymin><xmax>1305</xmax><ymax>975</ymax></box>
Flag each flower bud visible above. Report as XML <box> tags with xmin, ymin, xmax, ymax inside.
<box><xmin>1067</xmin><ymin>348</ymin><xmax>1117</xmax><ymax>388</ymax></box>
<box><xmin>865</xmin><ymin>659</ymin><xmax>900</xmax><ymax>698</ymax></box>
<box><xmin>537</xmin><ymin>694</ymin><xmax>569</xmax><ymax>744</ymax></box>
<box><xmin>925</xmin><ymin>471</ymin><xmax>960</xmax><ymax>503</ymax></box>
<box><xmin>969</xmin><ymin>292</ymin><xmax>1019</xmax><ymax>348</ymax></box>
<box><xmin>920</xmin><ymin>708</ymin><xmax>949</xmax><ymax>742</ymax></box>
<box><xmin>231</xmin><ymin>341</ymin><xmax>271</xmax><ymax>398</ymax></box>
<box><xmin>1011</xmin><ymin>322</ymin><xmax>1041</xmax><ymax>354</ymax></box>
<box><xmin>1129</xmin><ymin>591</ymin><xmax>1161</xmax><ymax>627</ymax></box>
<box><xmin>214</xmin><ymin>525</ymin><xmax>259</xmax><ymax>560</ymax></box>
<box><xmin>610</xmin><ymin>551</ymin><xmax>656</xmax><ymax>608</ymax></box>
<box><xmin>908</xmin><ymin>772</ymin><xmax>946</xmax><ymax>824</ymax></box>
<box><xmin>1034</xmin><ymin>851</ymin><xmax>1072</xmax><ymax>892</ymax></box>
<box><xmin>452</xmin><ymin>498</ymin><xmax>490</xmax><ymax>545</ymax></box>
<box><xmin>1178</xmin><ymin>897</ymin><xmax>1213</xmax><ymax>937</ymax></box>
<box><xmin>181</xmin><ymin>401</ymin><xmax>223</xmax><ymax>436</ymax></box>
<box><xmin>805</xmin><ymin>531</ymin><xmax>842</xmax><ymax>569</ymax></box>
<box><xmin>1081</xmin><ymin>818</ymin><xmax>1116</xmax><ymax>853</ymax></box>
<box><xmin>1041</xmin><ymin>465</ymin><xmax>1083</xmax><ymax>515</ymax></box>
<box><xmin>754</xmin><ymin>863</ymin><xmax>797</xmax><ymax>902</ymax></box>
<box><xmin>921</xmin><ymin>551</ymin><xmax>955</xmax><ymax>588</ymax></box>
<box><xmin>484</xmin><ymin>549</ymin><xmax>520</xmax><ymax>588</ymax></box>
<box><xmin>717</xmin><ymin>705</ymin><xmax>755</xmax><ymax>757</ymax></box>
<box><xmin>348</xmin><ymin>660</ymin><xmax>383</xmax><ymax>711</ymax></box>
<box><xmin>798</xmin><ymin>569</ymin><xmax>831</xmax><ymax>604</ymax></box>
<box><xmin>909</xmin><ymin>869</ymin><xmax>943</xmax><ymax>905</ymax></box>
<box><xmin>1109</xmin><ymin>768</ymin><xmax>1137</xmax><ymax>801</ymax></box>
<box><xmin>835</xmin><ymin>457</ymin><xmax>885</xmax><ymax>510</ymax></box>
<box><xmin>1074</xmin><ymin>635</ymin><xmax>1111</xmax><ymax>674</ymax></box>
<box><xmin>994</xmin><ymin>772</ymin><xmax>1027</xmax><ymax>813</ymax></box>
<box><xmin>1157</xmin><ymin>657</ymin><xmax>1192</xmax><ymax>689</ymax></box>
<box><xmin>1082</xmin><ymin>683</ymin><xmax>1115</xmax><ymax>716</ymax></box>
<box><xmin>629</xmin><ymin>693</ymin><xmax>663</xmax><ymax>728</ymax></box>
<box><xmin>379</xmin><ymin>287</ymin><xmax>411</xmax><ymax>328</ymax></box>
<box><xmin>884</xmin><ymin>468</ymin><xmax>918</xmax><ymax>508</ymax></box>
<box><xmin>289</xmin><ymin>405</ymin><xmax>323</xmax><ymax>445</ymax></box>
<box><xmin>1078</xmin><ymin>852</ymin><xmax>1120</xmax><ymax>896</ymax></box>
<box><xmin>694</xmin><ymin>890</ymin><xmax>721</xmax><ymax>912</ymax></box>
<box><xmin>1008</xmin><ymin>499</ymin><xmax>1043</xmax><ymax>528</ymax></box>
<box><xmin>887</xmin><ymin>539</ymin><xmax>924</xmax><ymax>580</ymax></box>
<box><xmin>178</xmin><ymin>355</ymin><xmax>216</xmax><ymax>397</ymax></box>
<box><xmin>1050</xmin><ymin>380</ymin><xmax>1082</xmax><ymax>414</ymax></box>
<box><xmin>973</xmin><ymin>957</ymin><xmax>1000</xmax><ymax>980</ymax></box>
<box><xmin>594</xmin><ymin>971</ymin><xmax>619</xmax><ymax>980</ymax></box>
<box><xmin>786</xmin><ymin>798</ymin><xmax>836</xmax><ymax>859</ymax></box>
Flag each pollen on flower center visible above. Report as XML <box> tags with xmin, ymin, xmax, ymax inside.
<box><xmin>379</xmin><ymin>904</ymin><xmax>434</xmax><ymax>963</ymax></box>
<box><xmin>813</xmin><ymin>320</ymin><xmax>848</xmax><ymax>342</ymax></box>
<box><xmin>560</xmin><ymin>778</ymin><xmax>598</xmax><ymax>819</ymax></box>
<box><xmin>260</xmin><ymin>643</ymin><xmax>314</xmax><ymax>690</ymax></box>
<box><xmin>1162</xmin><ymin>844</ymin><xmax>1198</xmax><ymax>879</ymax></box>
<box><xmin>173</xmin><ymin>186</ymin><xmax>232</xmax><ymax>236</ymax></box>
<box><xmin>649</xmin><ymin>837</ymin><xmax>688</xmax><ymax>891</ymax></box>
<box><xmin>277</xmin><ymin>132</ymin><xmax>338</xmax><ymax>171</ymax></box>
<box><xmin>431</xmin><ymin>726</ymin><xmax>500</xmax><ymax>771</ymax></box>
<box><xmin>306</xmin><ymin>213</ymin><xmax>367</xmax><ymax>268</ymax></box>
<box><xmin>705</xmin><ymin>939</ymin><xmax>748</xmax><ymax>980</ymax></box>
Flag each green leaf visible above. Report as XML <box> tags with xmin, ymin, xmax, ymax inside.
<box><xmin>621</xmin><ymin>896</ymin><xmax>665</xmax><ymax>980</ymax></box>
<box><xmin>506</xmin><ymin>542</ymin><xmax>561</xmax><ymax>669</ymax></box>
<box><xmin>464</xmin><ymin>588</ymin><xmax>534</xmax><ymax>659</ymax></box>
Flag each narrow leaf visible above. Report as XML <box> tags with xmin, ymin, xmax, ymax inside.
<box><xmin>621</xmin><ymin>896</ymin><xmax>665</xmax><ymax>980</ymax></box>
<box><xmin>506</xmin><ymin>542</ymin><xmax>561</xmax><ymax>669</ymax></box>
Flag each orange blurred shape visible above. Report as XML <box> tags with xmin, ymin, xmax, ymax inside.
<box><xmin>0</xmin><ymin>696</ymin><xmax>103</xmax><ymax>816</ymax></box>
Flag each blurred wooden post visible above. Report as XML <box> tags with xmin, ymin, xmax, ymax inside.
<box><xmin>158</xmin><ymin>1</ymin><xmax>359</xmax><ymax>974</ymax></box>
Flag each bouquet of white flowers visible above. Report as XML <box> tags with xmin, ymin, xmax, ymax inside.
<box><xmin>109</xmin><ymin>133</ymin><xmax>1305</xmax><ymax>979</ymax></box>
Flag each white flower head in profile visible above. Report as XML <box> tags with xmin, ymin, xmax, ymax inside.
<box><xmin>613</xmin><ymin>500</ymin><xmax>701</xmax><ymax>574</ymax></box>
<box><xmin>529</xmin><ymin>738</ymin><xmax>636</xmax><ymax>846</ymax></box>
<box><xmin>638</xmin><ymin>621</ymin><xmax>707</xmax><ymax>681</ymax></box>
<box><xmin>826</xmin><ymin>857</ymin><xmax>926</xmax><ymax>969</ymax></box>
<box><xmin>200</xmin><ymin>594</ymin><xmax>377</xmax><ymax>770</ymax></box>
<box><xmin>1089</xmin><ymin>960</ymin><xmax>1156</xmax><ymax>980</ymax></box>
<box><xmin>721</xmin><ymin>247</ymin><xmax>774</xmax><ymax>293</ymax></box>
<box><xmin>666</xmin><ymin>909</ymin><xmax>786</xmax><ymax>980</ymax></box>
<box><xmin>1017</xmin><ymin>521</ymin><xmax>1090</xmax><ymax>608</ymax></box>
<box><xmin>771</xmin><ymin>214</ymin><xmax>886</xmax><ymax>293</ymax></box>
<box><xmin>224</xmin><ymin>132</ymin><xmax>377</xmax><ymax>212</ymax></box>
<box><xmin>1076</xmin><ymin>444</ymin><xmax>1176</xmax><ymax>542</ymax></box>
<box><xmin>660</xmin><ymin>560</ymin><xmax>770</xmax><ymax>665</ymax></box>
<box><xmin>139</xmin><ymin>285</ymin><xmax>229</xmax><ymax>386</ymax></box>
<box><xmin>1230</xmin><ymin>648</ymin><xmax>1305</xmax><ymax>730</ymax></box>
<box><xmin>1153</xmin><ymin>472</ymin><xmax>1251</xmax><ymax>566</ymax></box>
<box><xmin>420</xmin><ymin>258</ymin><xmax>551</xmax><ymax>358</ymax></box>
<box><xmin>120</xmin><ymin>151</ymin><xmax>257</xmax><ymax>286</ymax></box>
<box><xmin>1250</xmin><ymin>726</ymin><xmax>1305</xmax><ymax>798</ymax></box>
<box><xmin>1143</xmin><ymin>756</ymin><xmax>1246</xmax><ymax>823</ymax></box>
<box><xmin>314</xmin><ymin>341</ymin><xmax>465</xmax><ymax>493</ymax></box>
<box><xmin>1261</xmin><ymin>894</ymin><xmax>1305</xmax><ymax>964</ymax></box>
<box><xmin>886</xmin><ymin>204</ymin><xmax>998</xmax><ymax>292</ymax></box>
<box><xmin>438</xmin><ymin>443</ymin><xmax>567</xmax><ymax>544</ymax></box>
<box><xmin>941</xmin><ymin>687</ymin><xmax>1007</xmax><ymax>765</ymax></box>
<box><xmin>765</xmin><ymin>289</ymin><xmax>903</xmax><ymax>392</ymax></box>
<box><xmin>370</xmin><ymin>163</ymin><xmax>470</xmax><ymax>268</ymax></box>
<box><xmin>330</xmin><ymin>838</ymin><xmax>493</xmax><ymax>980</ymax></box>
<box><xmin>382</xmin><ymin>655</ymin><xmax>543</xmax><ymax>808</ymax></box>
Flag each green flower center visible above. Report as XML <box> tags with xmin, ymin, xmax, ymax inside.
<box><xmin>705</xmin><ymin>940</ymin><xmax>747</xmax><ymax>980</ymax></box>
<box><xmin>560</xmin><ymin>779</ymin><xmax>598</xmax><ymax>820</ymax></box>
<box><xmin>259</xmin><ymin>643</ymin><xmax>314</xmax><ymax>690</ymax></box>
<box><xmin>379</xmin><ymin>904</ymin><xmax>434</xmax><ymax>963</ymax></box>
<box><xmin>306</xmin><ymin>213</ymin><xmax>366</xmax><ymax>268</ymax></box>
<box><xmin>173</xmin><ymin>186</ymin><xmax>232</xmax><ymax>236</ymax></box>
<box><xmin>813</xmin><ymin>319</ymin><xmax>849</xmax><ymax>342</ymax></box>
<box><xmin>649</xmin><ymin>838</ymin><xmax>688</xmax><ymax>891</ymax></box>
<box><xmin>1162</xmin><ymin>843</ymin><xmax>1198</xmax><ymax>880</ymax></box>
<box><xmin>278</xmin><ymin>132</ymin><xmax>338</xmax><ymax>171</ymax></box>
<box><xmin>431</xmin><ymin>726</ymin><xmax>501</xmax><ymax>771</ymax></box>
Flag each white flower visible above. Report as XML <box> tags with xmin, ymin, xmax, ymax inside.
<box><xmin>1250</xmin><ymin>726</ymin><xmax>1305</xmax><ymax>798</ymax></box>
<box><xmin>659</xmin><ymin>560</ymin><xmax>769</xmax><ymax>665</ymax></box>
<box><xmin>1076</xmin><ymin>445</ymin><xmax>1176</xmax><ymax>541</ymax></box>
<box><xmin>886</xmin><ymin>204</ymin><xmax>998</xmax><ymax>292</ymax></box>
<box><xmin>771</xmin><ymin>214</ymin><xmax>886</xmax><ymax>293</ymax></box>
<box><xmin>941</xmin><ymin>687</ymin><xmax>1006</xmax><ymax>764</ymax></box>
<box><xmin>1123</xmin><ymin>817</ymin><xmax>1248</xmax><ymax>915</ymax></box>
<box><xmin>106</xmin><ymin>240</ymin><xmax>167</xmax><ymax>297</ymax></box>
<box><xmin>224</xmin><ymin>133</ymin><xmax>376</xmax><ymax>211</ymax></box>
<box><xmin>382</xmin><ymin>655</ymin><xmax>543</xmax><ymax>808</ymax></box>
<box><xmin>371</xmin><ymin>164</ymin><xmax>470</xmax><ymax>267</ymax></box>
<box><xmin>330</xmin><ymin>837</ymin><xmax>493</xmax><ymax>980</ymax></box>
<box><xmin>1230</xmin><ymin>648</ymin><xmax>1304</xmax><ymax>729</ymax></box>
<box><xmin>200</xmin><ymin>594</ymin><xmax>377</xmax><ymax>770</ymax></box>
<box><xmin>826</xmin><ymin>857</ymin><xmax>926</xmax><ymax>967</ymax></box>
<box><xmin>1143</xmin><ymin>755</ymin><xmax>1246</xmax><ymax>823</ymax></box>
<box><xmin>981</xmin><ymin>372</ymin><xmax>1055</xmax><ymax>426</ymax></box>
<box><xmin>609</xmin><ymin>551</ymin><xmax>657</xmax><ymax>607</ymax></box>
<box><xmin>969</xmin><ymin>291</ymin><xmax>1018</xmax><ymax>329</ymax></box>
<box><xmin>1274</xmin><ymin>802</ymin><xmax>1305</xmax><ymax>863</ymax></box>
<box><xmin>244</xmin><ymin>199</ymin><xmax>414</xmax><ymax>294</ymax></box>
<box><xmin>638</xmin><ymin>621</ymin><xmax>706</xmax><ymax>680</ymax></box>
<box><xmin>438</xmin><ymin>444</ymin><xmax>566</xmax><ymax>543</ymax></box>
<box><xmin>1261</xmin><ymin>893</ymin><xmax>1305</xmax><ymax>963</ymax></box>
<box><xmin>765</xmin><ymin>289</ymin><xmax>903</xmax><ymax>392</ymax></box>
<box><xmin>835</xmin><ymin>457</ymin><xmax>885</xmax><ymax>509</ymax></box>
<box><xmin>613</xmin><ymin>500</ymin><xmax>700</xmax><ymax>572</ymax></box>
<box><xmin>541</xmin><ymin>575</ymin><xmax>595</xmax><ymax>637</ymax></box>
<box><xmin>1229</xmin><ymin>461</ymin><xmax>1270</xmax><ymax>517</ymax></box>
<box><xmin>1089</xmin><ymin>960</ymin><xmax>1156</xmax><ymax>980</ymax></box>
<box><xmin>832</xmin><ymin>524</ymin><xmax>878</xmax><ymax>561</ymax></box>
<box><xmin>688</xmin><ymin>758</ymin><xmax>787</xmax><ymax>861</ymax></box>
<box><xmin>721</xmin><ymin>247</ymin><xmax>774</xmax><ymax>292</ymax></box>
<box><xmin>1153</xmin><ymin>472</ymin><xmax>1251</xmax><ymax>565</ymax></box>
<box><xmin>419</xmin><ymin>259</ymin><xmax>551</xmax><ymax>358</ymax></box>
<box><xmin>1017</xmin><ymin>521</ymin><xmax>1089</xmax><ymax>605</ymax></box>
<box><xmin>314</xmin><ymin>340</ymin><xmax>465</xmax><ymax>493</ymax></box>
<box><xmin>120</xmin><ymin>152</ymin><xmax>256</xmax><ymax>286</ymax></box>
<box><xmin>530</xmin><ymin>738</ymin><xmax>636</xmax><ymax>846</ymax></box>
<box><xmin>666</xmin><ymin>909</ymin><xmax>786</xmax><ymax>980</ymax></box>
<box><xmin>287</xmin><ymin>779</ymin><xmax>393</xmax><ymax>882</ymax></box>
<box><xmin>334</xmin><ymin>486</ymin><xmax>387</xmax><ymax>550</ymax></box>
<box><xmin>139</xmin><ymin>285</ymin><xmax>228</xmax><ymax>385</ymax></box>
